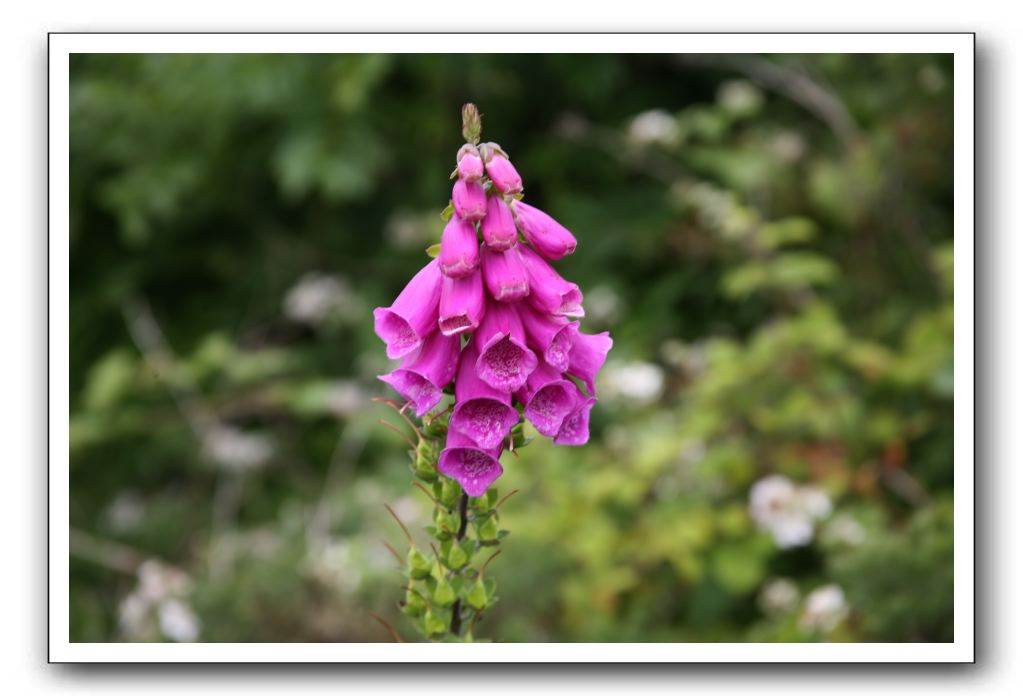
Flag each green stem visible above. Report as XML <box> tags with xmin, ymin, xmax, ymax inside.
<box><xmin>449</xmin><ymin>492</ymin><xmax>470</xmax><ymax>636</ymax></box>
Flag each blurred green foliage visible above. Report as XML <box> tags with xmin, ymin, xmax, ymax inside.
<box><xmin>69</xmin><ymin>53</ymin><xmax>954</xmax><ymax>643</ymax></box>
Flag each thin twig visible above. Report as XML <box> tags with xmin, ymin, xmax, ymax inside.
<box><xmin>384</xmin><ymin>504</ymin><xmax>414</xmax><ymax>545</ymax></box>
<box><xmin>412</xmin><ymin>481</ymin><xmax>442</xmax><ymax>506</ymax></box>
<box><xmin>368</xmin><ymin>611</ymin><xmax>405</xmax><ymax>643</ymax></box>
<box><xmin>377</xmin><ymin>418</ymin><xmax>417</xmax><ymax>450</ymax></box>
<box><xmin>477</xmin><ymin>549</ymin><xmax>502</xmax><ymax>578</ymax></box>
<box><xmin>468</xmin><ymin>609</ymin><xmax>485</xmax><ymax>635</ymax></box>
<box><xmin>372</xmin><ymin>397</ymin><xmax>424</xmax><ymax>438</ymax></box>
<box><xmin>69</xmin><ymin>527</ymin><xmax>145</xmax><ymax>575</ymax></box>
<box><xmin>382</xmin><ymin>541</ymin><xmax>404</xmax><ymax>566</ymax></box>
<box><xmin>495</xmin><ymin>489</ymin><xmax>520</xmax><ymax>509</ymax></box>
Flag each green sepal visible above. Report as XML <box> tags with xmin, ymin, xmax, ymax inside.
<box><xmin>464</xmin><ymin>578</ymin><xmax>488</xmax><ymax>610</ymax></box>
<box><xmin>407</xmin><ymin>548</ymin><xmax>432</xmax><ymax>579</ymax></box>
<box><xmin>426</xmin><ymin>243</ymin><xmax>441</xmax><ymax>258</ymax></box>
<box><xmin>402</xmin><ymin>587</ymin><xmax>425</xmax><ymax>617</ymax></box>
<box><xmin>510</xmin><ymin>422</ymin><xmax>532</xmax><ymax>449</ymax></box>
<box><xmin>432</xmin><ymin>577</ymin><xmax>456</xmax><ymax>607</ymax></box>
<box><xmin>440</xmin><ymin>477</ymin><xmax>462</xmax><ymax>508</ymax></box>
<box><xmin>441</xmin><ymin>201</ymin><xmax>454</xmax><ymax>221</ymax></box>
<box><xmin>422</xmin><ymin>609</ymin><xmax>448</xmax><ymax>637</ymax></box>
<box><xmin>446</xmin><ymin>542</ymin><xmax>468</xmax><ymax>569</ymax></box>
<box><xmin>477</xmin><ymin>515</ymin><xmax>499</xmax><ymax>542</ymax></box>
<box><xmin>422</xmin><ymin>415</ymin><xmax>448</xmax><ymax>438</ymax></box>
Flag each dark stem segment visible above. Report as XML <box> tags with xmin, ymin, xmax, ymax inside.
<box><xmin>455</xmin><ymin>492</ymin><xmax>469</xmax><ymax>541</ymax></box>
<box><xmin>449</xmin><ymin>492</ymin><xmax>471</xmax><ymax>636</ymax></box>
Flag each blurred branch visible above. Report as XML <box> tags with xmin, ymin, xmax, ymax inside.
<box><xmin>121</xmin><ymin>297</ymin><xmax>214</xmax><ymax>441</ymax></box>
<box><xmin>673</xmin><ymin>54</ymin><xmax>860</xmax><ymax>149</ymax></box>
<box><xmin>122</xmin><ymin>297</ymin><xmax>247</xmax><ymax>579</ymax></box>
<box><xmin>307</xmin><ymin>421</ymin><xmax>370</xmax><ymax>551</ymax></box>
<box><xmin>69</xmin><ymin>527</ymin><xmax>144</xmax><ymax>574</ymax></box>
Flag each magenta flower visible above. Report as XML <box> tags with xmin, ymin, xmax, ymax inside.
<box><xmin>481</xmin><ymin>144</ymin><xmax>523</xmax><ymax>195</ymax></box>
<box><xmin>456</xmin><ymin>143</ymin><xmax>484</xmax><ymax>182</ymax></box>
<box><xmin>518</xmin><ymin>244</ymin><xmax>584</xmax><ymax>318</ymax></box>
<box><xmin>518</xmin><ymin>301</ymin><xmax>578</xmax><ymax>373</ymax></box>
<box><xmin>473</xmin><ymin>299</ymin><xmax>538</xmax><ymax>393</ymax></box>
<box><xmin>553</xmin><ymin>386</ymin><xmax>598</xmax><ymax>446</ymax></box>
<box><xmin>438</xmin><ymin>269</ymin><xmax>485</xmax><ymax>337</ymax></box>
<box><xmin>375</xmin><ymin>104</ymin><xmax>612</xmax><ymax>501</ymax></box>
<box><xmin>480</xmin><ymin>195</ymin><xmax>518</xmax><ymax>252</ymax></box>
<box><xmin>482</xmin><ymin>244</ymin><xmax>529</xmax><ymax>303</ymax></box>
<box><xmin>512</xmin><ymin>201</ymin><xmax>576</xmax><ymax>260</ymax></box>
<box><xmin>438</xmin><ymin>429</ymin><xmax>504</xmax><ymax>497</ymax></box>
<box><xmin>450</xmin><ymin>342</ymin><xmax>519</xmax><ymax>450</ymax></box>
<box><xmin>517</xmin><ymin>362</ymin><xmax>578</xmax><ymax>438</ymax></box>
<box><xmin>452</xmin><ymin>179</ymin><xmax>487</xmax><ymax>222</ymax></box>
<box><xmin>373</xmin><ymin>258</ymin><xmax>443</xmax><ymax>360</ymax></box>
<box><xmin>378</xmin><ymin>330</ymin><xmax>460</xmax><ymax>417</ymax></box>
<box><xmin>439</xmin><ymin>216</ymin><xmax>480</xmax><ymax>278</ymax></box>
<box><xmin>567</xmin><ymin>328</ymin><xmax>613</xmax><ymax>396</ymax></box>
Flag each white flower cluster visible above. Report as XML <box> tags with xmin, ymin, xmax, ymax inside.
<box><xmin>598</xmin><ymin>360</ymin><xmax>665</xmax><ymax>406</ymax></box>
<box><xmin>626</xmin><ymin>110</ymin><xmax>680</xmax><ymax>147</ymax></box>
<box><xmin>202</xmin><ymin>424</ymin><xmax>274</xmax><ymax>472</ymax></box>
<box><xmin>749</xmin><ymin>474</ymin><xmax>832</xmax><ymax>548</ymax></box>
<box><xmin>800</xmin><ymin>584</ymin><xmax>848</xmax><ymax>633</ymax></box>
<box><xmin>283</xmin><ymin>272</ymin><xmax>358</xmax><ymax>326</ymax></box>
<box><xmin>118</xmin><ymin>559</ymin><xmax>200</xmax><ymax>642</ymax></box>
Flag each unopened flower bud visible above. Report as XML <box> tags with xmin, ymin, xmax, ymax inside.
<box><xmin>481</xmin><ymin>245</ymin><xmax>529</xmax><ymax>303</ymax></box>
<box><xmin>512</xmin><ymin>201</ymin><xmax>576</xmax><ymax>260</ymax></box>
<box><xmin>452</xmin><ymin>179</ymin><xmax>487</xmax><ymax>222</ymax></box>
<box><xmin>480</xmin><ymin>195</ymin><xmax>518</xmax><ymax>251</ymax></box>
<box><xmin>456</xmin><ymin>143</ymin><xmax>484</xmax><ymax>182</ymax></box>
<box><xmin>439</xmin><ymin>216</ymin><xmax>480</xmax><ymax>278</ymax></box>
<box><xmin>480</xmin><ymin>142</ymin><xmax>523</xmax><ymax>194</ymax></box>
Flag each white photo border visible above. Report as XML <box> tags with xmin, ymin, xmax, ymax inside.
<box><xmin>49</xmin><ymin>32</ymin><xmax>975</xmax><ymax>663</ymax></box>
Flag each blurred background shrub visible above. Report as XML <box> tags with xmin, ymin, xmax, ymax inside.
<box><xmin>69</xmin><ymin>53</ymin><xmax>954</xmax><ymax>643</ymax></box>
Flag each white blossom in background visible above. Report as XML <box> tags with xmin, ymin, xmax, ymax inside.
<box><xmin>283</xmin><ymin>272</ymin><xmax>352</xmax><ymax>326</ymax></box>
<box><xmin>749</xmin><ymin>474</ymin><xmax>832</xmax><ymax>548</ymax></box>
<box><xmin>157</xmin><ymin>598</ymin><xmax>201</xmax><ymax>643</ymax></box>
<box><xmin>584</xmin><ymin>284</ymin><xmax>622</xmax><ymax>326</ymax></box>
<box><xmin>203</xmin><ymin>424</ymin><xmax>274</xmax><ymax>472</ymax></box>
<box><xmin>800</xmin><ymin>584</ymin><xmax>848</xmax><ymax>633</ymax></box>
<box><xmin>768</xmin><ymin>130</ymin><xmax>807</xmax><ymax>163</ymax></box>
<box><xmin>821</xmin><ymin>514</ymin><xmax>867</xmax><ymax>547</ymax></box>
<box><xmin>105</xmin><ymin>491</ymin><xmax>145</xmax><ymax>533</ymax></box>
<box><xmin>385</xmin><ymin>210</ymin><xmax>440</xmax><ymax>251</ymax></box>
<box><xmin>659</xmin><ymin>339</ymin><xmax>709</xmax><ymax>377</ymax></box>
<box><xmin>599</xmin><ymin>360</ymin><xmax>665</xmax><ymax>406</ymax></box>
<box><xmin>717</xmin><ymin>80</ymin><xmax>764</xmax><ymax>117</ymax></box>
<box><xmin>118</xmin><ymin>559</ymin><xmax>201</xmax><ymax>642</ymax></box>
<box><xmin>315</xmin><ymin>540</ymin><xmax>364</xmax><ymax>593</ymax></box>
<box><xmin>758</xmin><ymin>577</ymin><xmax>801</xmax><ymax>617</ymax></box>
<box><xmin>626</xmin><ymin>109</ymin><xmax>680</xmax><ymax>147</ymax></box>
<box><xmin>324</xmin><ymin>380</ymin><xmax>367</xmax><ymax>419</ymax></box>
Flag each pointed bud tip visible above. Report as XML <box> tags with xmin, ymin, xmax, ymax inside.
<box><xmin>461</xmin><ymin>103</ymin><xmax>482</xmax><ymax>145</ymax></box>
